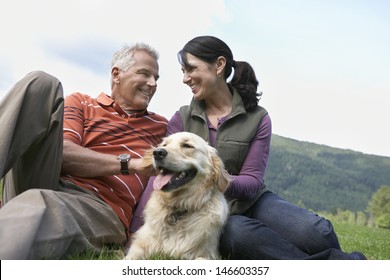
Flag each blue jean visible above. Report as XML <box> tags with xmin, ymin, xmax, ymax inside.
<box><xmin>219</xmin><ymin>191</ymin><xmax>357</xmax><ymax>260</ymax></box>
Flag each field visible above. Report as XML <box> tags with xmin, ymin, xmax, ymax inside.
<box><xmin>1</xmin><ymin>182</ymin><xmax>388</xmax><ymax>260</ymax></box>
<box><xmin>332</xmin><ymin>222</ymin><xmax>390</xmax><ymax>260</ymax></box>
<box><xmin>67</xmin><ymin>221</ymin><xmax>390</xmax><ymax>260</ymax></box>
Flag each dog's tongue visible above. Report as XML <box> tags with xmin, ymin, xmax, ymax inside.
<box><xmin>153</xmin><ymin>173</ymin><xmax>174</xmax><ymax>190</ymax></box>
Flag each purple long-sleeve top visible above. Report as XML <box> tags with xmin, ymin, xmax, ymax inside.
<box><xmin>167</xmin><ymin>111</ymin><xmax>272</xmax><ymax>200</ymax></box>
<box><xmin>130</xmin><ymin>110</ymin><xmax>272</xmax><ymax>232</ymax></box>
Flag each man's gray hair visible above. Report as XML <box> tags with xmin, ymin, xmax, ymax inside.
<box><xmin>110</xmin><ymin>43</ymin><xmax>159</xmax><ymax>87</ymax></box>
<box><xmin>111</xmin><ymin>42</ymin><xmax>159</xmax><ymax>71</ymax></box>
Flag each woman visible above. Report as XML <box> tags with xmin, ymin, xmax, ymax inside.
<box><xmin>132</xmin><ymin>35</ymin><xmax>366</xmax><ymax>260</ymax></box>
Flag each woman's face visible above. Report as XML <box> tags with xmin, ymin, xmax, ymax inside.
<box><xmin>180</xmin><ymin>53</ymin><xmax>219</xmax><ymax>100</ymax></box>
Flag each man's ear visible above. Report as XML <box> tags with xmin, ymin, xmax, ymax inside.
<box><xmin>111</xmin><ymin>67</ymin><xmax>120</xmax><ymax>84</ymax></box>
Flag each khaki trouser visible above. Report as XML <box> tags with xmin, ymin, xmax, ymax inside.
<box><xmin>0</xmin><ymin>71</ymin><xmax>126</xmax><ymax>259</ymax></box>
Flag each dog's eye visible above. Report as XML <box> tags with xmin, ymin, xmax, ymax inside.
<box><xmin>182</xmin><ymin>143</ymin><xmax>193</xmax><ymax>149</ymax></box>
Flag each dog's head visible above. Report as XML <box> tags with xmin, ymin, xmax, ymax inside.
<box><xmin>143</xmin><ymin>132</ymin><xmax>231</xmax><ymax>193</ymax></box>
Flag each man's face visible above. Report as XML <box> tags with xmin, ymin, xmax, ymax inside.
<box><xmin>111</xmin><ymin>50</ymin><xmax>159</xmax><ymax>112</ymax></box>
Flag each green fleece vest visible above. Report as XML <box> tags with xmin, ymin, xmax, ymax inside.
<box><xmin>179</xmin><ymin>89</ymin><xmax>268</xmax><ymax>214</ymax></box>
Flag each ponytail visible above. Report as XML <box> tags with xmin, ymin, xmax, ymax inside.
<box><xmin>229</xmin><ymin>61</ymin><xmax>262</xmax><ymax>112</ymax></box>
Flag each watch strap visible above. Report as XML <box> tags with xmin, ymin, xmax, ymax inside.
<box><xmin>117</xmin><ymin>154</ymin><xmax>131</xmax><ymax>175</ymax></box>
<box><xmin>120</xmin><ymin>160</ymin><xmax>130</xmax><ymax>175</ymax></box>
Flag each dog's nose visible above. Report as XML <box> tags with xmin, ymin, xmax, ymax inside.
<box><xmin>153</xmin><ymin>148</ymin><xmax>167</xmax><ymax>160</ymax></box>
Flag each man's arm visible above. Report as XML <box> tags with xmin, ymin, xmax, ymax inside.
<box><xmin>61</xmin><ymin>140</ymin><xmax>146</xmax><ymax>177</ymax></box>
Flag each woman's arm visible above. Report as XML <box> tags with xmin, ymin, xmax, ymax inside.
<box><xmin>166</xmin><ymin>111</ymin><xmax>184</xmax><ymax>135</ymax></box>
<box><xmin>224</xmin><ymin>114</ymin><xmax>272</xmax><ymax>200</ymax></box>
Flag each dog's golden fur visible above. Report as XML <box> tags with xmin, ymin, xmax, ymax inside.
<box><xmin>125</xmin><ymin>132</ymin><xmax>230</xmax><ymax>260</ymax></box>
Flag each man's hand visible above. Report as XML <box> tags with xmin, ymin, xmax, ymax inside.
<box><xmin>128</xmin><ymin>158</ymin><xmax>154</xmax><ymax>176</ymax></box>
<box><xmin>62</xmin><ymin>141</ymin><xmax>157</xmax><ymax>178</ymax></box>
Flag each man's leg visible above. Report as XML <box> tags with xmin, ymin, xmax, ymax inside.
<box><xmin>0</xmin><ymin>71</ymin><xmax>127</xmax><ymax>259</ymax></box>
<box><xmin>0</xmin><ymin>71</ymin><xmax>64</xmax><ymax>203</ymax></box>
<box><xmin>0</xmin><ymin>186</ymin><xmax>126</xmax><ymax>259</ymax></box>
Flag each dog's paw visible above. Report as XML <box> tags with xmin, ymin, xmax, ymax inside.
<box><xmin>124</xmin><ymin>250</ymin><xmax>147</xmax><ymax>260</ymax></box>
<box><xmin>124</xmin><ymin>253</ymin><xmax>140</xmax><ymax>260</ymax></box>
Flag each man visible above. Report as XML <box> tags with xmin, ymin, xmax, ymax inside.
<box><xmin>0</xmin><ymin>43</ymin><xmax>167</xmax><ymax>259</ymax></box>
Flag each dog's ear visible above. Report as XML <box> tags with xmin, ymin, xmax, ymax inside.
<box><xmin>140</xmin><ymin>148</ymin><xmax>157</xmax><ymax>176</ymax></box>
<box><xmin>209</xmin><ymin>148</ymin><xmax>231</xmax><ymax>192</ymax></box>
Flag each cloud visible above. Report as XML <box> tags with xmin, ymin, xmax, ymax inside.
<box><xmin>43</xmin><ymin>39</ymin><xmax>118</xmax><ymax>76</ymax></box>
<box><xmin>0</xmin><ymin>0</ymin><xmax>227</xmax><ymax>97</ymax></box>
<box><xmin>1</xmin><ymin>0</ymin><xmax>389</xmax><ymax>157</ymax></box>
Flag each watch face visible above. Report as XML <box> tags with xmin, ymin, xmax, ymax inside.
<box><xmin>118</xmin><ymin>154</ymin><xmax>130</xmax><ymax>175</ymax></box>
<box><xmin>118</xmin><ymin>154</ymin><xmax>131</xmax><ymax>161</ymax></box>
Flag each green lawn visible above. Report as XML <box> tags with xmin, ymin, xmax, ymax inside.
<box><xmin>69</xmin><ymin>222</ymin><xmax>390</xmax><ymax>260</ymax></box>
<box><xmin>1</xmin><ymin>181</ymin><xmax>388</xmax><ymax>260</ymax></box>
<box><xmin>333</xmin><ymin>221</ymin><xmax>390</xmax><ymax>260</ymax></box>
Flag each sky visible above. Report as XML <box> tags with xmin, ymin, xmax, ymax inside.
<box><xmin>1</xmin><ymin>0</ymin><xmax>389</xmax><ymax>157</ymax></box>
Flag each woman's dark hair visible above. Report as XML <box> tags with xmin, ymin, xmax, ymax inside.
<box><xmin>178</xmin><ymin>35</ymin><xmax>262</xmax><ymax>111</ymax></box>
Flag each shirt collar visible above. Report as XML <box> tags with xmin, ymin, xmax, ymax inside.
<box><xmin>96</xmin><ymin>92</ymin><xmax>115</xmax><ymax>106</ymax></box>
<box><xmin>96</xmin><ymin>92</ymin><xmax>151</xmax><ymax>118</ymax></box>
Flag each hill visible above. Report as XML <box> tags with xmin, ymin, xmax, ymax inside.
<box><xmin>264</xmin><ymin>134</ymin><xmax>390</xmax><ymax>212</ymax></box>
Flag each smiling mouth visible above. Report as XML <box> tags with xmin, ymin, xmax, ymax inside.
<box><xmin>153</xmin><ymin>167</ymin><xmax>197</xmax><ymax>192</ymax></box>
<box><xmin>188</xmin><ymin>83</ymin><xmax>198</xmax><ymax>93</ymax></box>
<box><xmin>140</xmin><ymin>89</ymin><xmax>152</xmax><ymax>97</ymax></box>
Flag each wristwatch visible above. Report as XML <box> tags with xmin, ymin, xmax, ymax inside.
<box><xmin>117</xmin><ymin>153</ymin><xmax>131</xmax><ymax>175</ymax></box>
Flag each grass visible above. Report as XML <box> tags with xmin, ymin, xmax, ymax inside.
<box><xmin>140</xmin><ymin>222</ymin><xmax>390</xmax><ymax>260</ymax></box>
<box><xmin>2</xmin><ymin>181</ymin><xmax>388</xmax><ymax>260</ymax></box>
<box><xmin>75</xmin><ymin>222</ymin><xmax>390</xmax><ymax>260</ymax></box>
<box><xmin>66</xmin><ymin>248</ymin><xmax>176</xmax><ymax>260</ymax></box>
<box><xmin>66</xmin><ymin>247</ymin><xmax>125</xmax><ymax>260</ymax></box>
<box><xmin>332</xmin><ymin>221</ymin><xmax>390</xmax><ymax>260</ymax></box>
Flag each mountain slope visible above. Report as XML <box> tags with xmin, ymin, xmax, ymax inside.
<box><xmin>264</xmin><ymin>134</ymin><xmax>390</xmax><ymax>212</ymax></box>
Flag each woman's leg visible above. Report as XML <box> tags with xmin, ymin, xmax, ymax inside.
<box><xmin>219</xmin><ymin>214</ymin><xmax>310</xmax><ymax>259</ymax></box>
<box><xmin>220</xmin><ymin>191</ymin><xmax>366</xmax><ymax>259</ymax></box>
<box><xmin>220</xmin><ymin>191</ymin><xmax>348</xmax><ymax>259</ymax></box>
<box><xmin>246</xmin><ymin>191</ymin><xmax>341</xmax><ymax>254</ymax></box>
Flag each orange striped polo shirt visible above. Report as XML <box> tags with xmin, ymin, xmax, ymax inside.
<box><xmin>61</xmin><ymin>92</ymin><xmax>167</xmax><ymax>230</ymax></box>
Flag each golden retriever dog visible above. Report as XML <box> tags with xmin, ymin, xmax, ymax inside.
<box><xmin>125</xmin><ymin>132</ymin><xmax>230</xmax><ymax>260</ymax></box>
